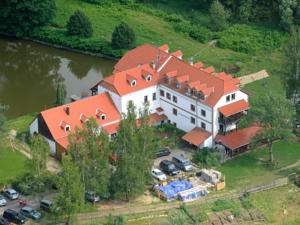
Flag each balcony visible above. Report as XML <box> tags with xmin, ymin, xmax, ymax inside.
<box><xmin>218</xmin><ymin>111</ymin><xmax>244</xmax><ymax>124</ymax></box>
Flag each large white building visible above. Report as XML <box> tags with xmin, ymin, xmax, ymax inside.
<box><xmin>31</xmin><ymin>44</ymin><xmax>258</xmax><ymax>159</ymax></box>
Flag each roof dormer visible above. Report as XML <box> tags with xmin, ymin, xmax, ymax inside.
<box><xmin>202</xmin><ymin>66</ymin><xmax>215</xmax><ymax>73</ymax></box>
<box><xmin>159</xmin><ymin>44</ymin><xmax>169</xmax><ymax>53</ymax></box>
<box><xmin>175</xmin><ymin>75</ymin><xmax>189</xmax><ymax>88</ymax></box>
<box><xmin>141</xmin><ymin>69</ymin><xmax>152</xmax><ymax>82</ymax></box>
<box><xmin>126</xmin><ymin>74</ymin><xmax>136</xmax><ymax>87</ymax></box>
<box><xmin>164</xmin><ymin>70</ymin><xmax>177</xmax><ymax>84</ymax></box>
<box><xmin>80</xmin><ymin>113</ymin><xmax>88</xmax><ymax>123</ymax></box>
<box><xmin>59</xmin><ymin>120</ymin><xmax>70</xmax><ymax>132</ymax></box>
<box><xmin>171</xmin><ymin>50</ymin><xmax>183</xmax><ymax>59</ymax></box>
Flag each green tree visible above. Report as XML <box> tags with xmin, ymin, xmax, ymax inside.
<box><xmin>279</xmin><ymin>0</ymin><xmax>297</xmax><ymax>30</ymax></box>
<box><xmin>237</xmin><ymin>0</ymin><xmax>252</xmax><ymax>24</ymax></box>
<box><xmin>0</xmin><ymin>0</ymin><xmax>56</xmax><ymax>36</ymax></box>
<box><xmin>56</xmin><ymin>83</ymin><xmax>65</xmax><ymax>106</ymax></box>
<box><xmin>104</xmin><ymin>214</ymin><xmax>127</xmax><ymax>225</ymax></box>
<box><xmin>209</xmin><ymin>0</ymin><xmax>230</xmax><ymax>31</ymax></box>
<box><xmin>67</xmin><ymin>10</ymin><xmax>93</xmax><ymax>38</ymax></box>
<box><xmin>112</xmin><ymin>22</ymin><xmax>136</xmax><ymax>49</ymax></box>
<box><xmin>68</xmin><ymin>117</ymin><xmax>112</xmax><ymax>199</ymax></box>
<box><xmin>30</xmin><ymin>135</ymin><xmax>49</xmax><ymax>191</ymax></box>
<box><xmin>283</xmin><ymin>26</ymin><xmax>300</xmax><ymax>127</ymax></box>
<box><xmin>248</xmin><ymin>92</ymin><xmax>295</xmax><ymax>163</ymax></box>
<box><xmin>56</xmin><ymin>156</ymin><xmax>84</xmax><ymax>225</ymax></box>
<box><xmin>111</xmin><ymin>102</ymin><xmax>155</xmax><ymax>200</ymax></box>
<box><xmin>192</xmin><ymin>147</ymin><xmax>221</xmax><ymax>168</ymax></box>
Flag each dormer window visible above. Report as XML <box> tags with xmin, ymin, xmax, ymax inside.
<box><xmin>187</xmin><ymin>87</ymin><xmax>191</xmax><ymax>95</ymax></box>
<box><xmin>80</xmin><ymin>113</ymin><xmax>88</xmax><ymax>123</ymax></box>
<box><xmin>175</xmin><ymin>81</ymin><xmax>180</xmax><ymax>89</ymax></box>
<box><xmin>65</xmin><ymin>125</ymin><xmax>70</xmax><ymax>132</ymax></box>
<box><xmin>101</xmin><ymin>114</ymin><xmax>106</xmax><ymax>120</ymax></box>
<box><xmin>96</xmin><ymin>108</ymin><xmax>105</xmax><ymax>119</ymax></box>
<box><xmin>164</xmin><ymin>76</ymin><xmax>170</xmax><ymax>84</ymax></box>
<box><xmin>131</xmin><ymin>80</ymin><xmax>136</xmax><ymax>86</ymax></box>
<box><xmin>60</xmin><ymin>120</ymin><xmax>70</xmax><ymax>132</ymax></box>
<box><xmin>146</xmin><ymin>75</ymin><xmax>152</xmax><ymax>82</ymax></box>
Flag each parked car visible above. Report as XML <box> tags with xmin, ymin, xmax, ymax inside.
<box><xmin>172</xmin><ymin>155</ymin><xmax>193</xmax><ymax>172</ymax></box>
<box><xmin>20</xmin><ymin>207</ymin><xmax>41</xmax><ymax>220</ymax></box>
<box><xmin>155</xmin><ymin>148</ymin><xmax>171</xmax><ymax>158</ymax></box>
<box><xmin>0</xmin><ymin>195</ymin><xmax>7</xmax><ymax>206</ymax></box>
<box><xmin>0</xmin><ymin>217</ymin><xmax>10</xmax><ymax>225</ymax></box>
<box><xmin>85</xmin><ymin>191</ymin><xmax>100</xmax><ymax>203</ymax></box>
<box><xmin>40</xmin><ymin>200</ymin><xmax>53</xmax><ymax>213</ymax></box>
<box><xmin>159</xmin><ymin>160</ymin><xmax>180</xmax><ymax>176</ymax></box>
<box><xmin>2</xmin><ymin>189</ymin><xmax>19</xmax><ymax>200</ymax></box>
<box><xmin>151</xmin><ymin>169</ymin><xmax>167</xmax><ymax>181</ymax></box>
<box><xmin>3</xmin><ymin>209</ymin><xmax>27</xmax><ymax>224</ymax></box>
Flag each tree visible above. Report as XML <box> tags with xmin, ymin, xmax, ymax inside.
<box><xmin>209</xmin><ymin>0</ymin><xmax>230</xmax><ymax>31</ymax></box>
<box><xmin>112</xmin><ymin>22</ymin><xmax>136</xmax><ymax>49</ymax></box>
<box><xmin>67</xmin><ymin>10</ymin><xmax>93</xmax><ymax>38</ymax></box>
<box><xmin>111</xmin><ymin>101</ymin><xmax>155</xmax><ymax>200</ymax></box>
<box><xmin>68</xmin><ymin>117</ymin><xmax>112</xmax><ymax>199</ymax></box>
<box><xmin>283</xmin><ymin>26</ymin><xmax>300</xmax><ymax>127</ymax></box>
<box><xmin>30</xmin><ymin>135</ymin><xmax>49</xmax><ymax>191</ymax></box>
<box><xmin>248</xmin><ymin>92</ymin><xmax>295</xmax><ymax>163</ymax></box>
<box><xmin>56</xmin><ymin>156</ymin><xmax>84</xmax><ymax>225</ymax></box>
<box><xmin>56</xmin><ymin>83</ymin><xmax>65</xmax><ymax>106</ymax></box>
<box><xmin>279</xmin><ymin>0</ymin><xmax>297</xmax><ymax>30</ymax></box>
<box><xmin>192</xmin><ymin>147</ymin><xmax>221</xmax><ymax>168</ymax></box>
<box><xmin>237</xmin><ymin>0</ymin><xmax>252</xmax><ymax>24</ymax></box>
<box><xmin>0</xmin><ymin>0</ymin><xmax>56</xmax><ymax>36</ymax></box>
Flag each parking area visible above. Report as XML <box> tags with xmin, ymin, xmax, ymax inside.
<box><xmin>153</xmin><ymin>146</ymin><xmax>194</xmax><ymax>169</ymax></box>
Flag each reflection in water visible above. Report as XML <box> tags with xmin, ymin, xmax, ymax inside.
<box><xmin>0</xmin><ymin>37</ymin><xmax>116</xmax><ymax>119</ymax></box>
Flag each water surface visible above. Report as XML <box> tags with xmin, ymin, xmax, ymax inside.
<box><xmin>0</xmin><ymin>37</ymin><xmax>116</xmax><ymax>119</ymax></box>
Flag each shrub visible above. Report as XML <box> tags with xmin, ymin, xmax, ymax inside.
<box><xmin>231</xmin><ymin>208</ymin><xmax>242</xmax><ymax>218</ymax></box>
<box><xmin>217</xmin><ymin>24</ymin><xmax>287</xmax><ymax>54</ymax></box>
<box><xmin>212</xmin><ymin>199</ymin><xmax>232</xmax><ymax>212</ymax></box>
<box><xmin>192</xmin><ymin>147</ymin><xmax>221</xmax><ymax>168</ymax></box>
<box><xmin>67</xmin><ymin>10</ymin><xmax>93</xmax><ymax>38</ymax></box>
<box><xmin>112</xmin><ymin>22</ymin><xmax>136</xmax><ymax>49</ymax></box>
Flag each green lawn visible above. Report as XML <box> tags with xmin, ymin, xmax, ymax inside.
<box><xmin>0</xmin><ymin>147</ymin><xmax>30</xmax><ymax>184</ymax></box>
<box><xmin>218</xmin><ymin>141</ymin><xmax>300</xmax><ymax>190</ymax></box>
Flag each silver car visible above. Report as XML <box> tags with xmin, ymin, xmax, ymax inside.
<box><xmin>0</xmin><ymin>195</ymin><xmax>7</xmax><ymax>206</ymax></box>
<box><xmin>3</xmin><ymin>189</ymin><xmax>19</xmax><ymax>200</ymax></box>
<box><xmin>20</xmin><ymin>206</ymin><xmax>41</xmax><ymax>220</ymax></box>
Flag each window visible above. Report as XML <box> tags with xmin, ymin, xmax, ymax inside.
<box><xmin>65</xmin><ymin>125</ymin><xmax>70</xmax><ymax>132</ymax></box>
<box><xmin>173</xmin><ymin>95</ymin><xmax>177</xmax><ymax>103</ymax></box>
<box><xmin>167</xmin><ymin>92</ymin><xmax>171</xmax><ymax>100</ymax></box>
<box><xmin>101</xmin><ymin>114</ymin><xmax>106</xmax><ymax>120</ymax></box>
<box><xmin>201</xmin><ymin>122</ymin><xmax>206</xmax><ymax>130</ymax></box>
<box><xmin>190</xmin><ymin>104</ymin><xmax>195</xmax><ymax>112</ymax></box>
<box><xmin>131</xmin><ymin>80</ymin><xmax>136</xmax><ymax>86</ymax></box>
<box><xmin>231</xmin><ymin>93</ymin><xmax>236</xmax><ymax>100</ymax></box>
<box><xmin>191</xmin><ymin>117</ymin><xmax>195</xmax><ymax>124</ymax></box>
<box><xmin>226</xmin><ymin>95</ymin><xmax>230</xmax><ymax>102</ymax></box>
<box><xmin>160</xmin><ymin>90</ymin><xmax>165</xmax><ymax>97</ymax></box>
<box><xmin>173</xmin><ymin>122</ymin><xmax>177</xmax><ymax>127</ymax></box>
<box><xmin>187</xmin><ymin>87</ymin><xmax>191</xmax><ymax>95</ymax></box>
<box><xmin>173</xmin><ymin>108</ymin><xmax>177</xmax><ymax>116</ymax></box>
<box><xmin>144</xmin><ymin>95</ymin><xmax>148</xmax><ymax>103</ymax></box>
<box><xmin>201</xmin><ymin>109</ymin><xmax>206</xmax><ymax>117</ymax></box>
<box><xmin>152</xmin><ymin>92</ymin><xmax>156</xmax><ymax>101</ymax></box>
<box><xmin>146</xmin><ymin>75</ymin><xmax>151</xmax><ymax>81</ymax></box>
<box><xmin>175</xmin><ymin>82</ymin><xmax>180</xmax><ymax>89</ymax></box>
<box><xmin>111</xmin><ymin>133</ymin><xmax>117</xmax><ymax>139</ymax></box>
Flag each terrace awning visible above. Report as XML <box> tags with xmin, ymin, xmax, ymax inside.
<box><xmin>218</xmin><ymin>99</ymin><xmax>249</xmax><ymax>117</ymax></box>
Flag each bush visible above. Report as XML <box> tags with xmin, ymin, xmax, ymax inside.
<box><xmin>217</xmin><ymin>24</ymin><xmax>287</xmax><ymax>55</ymax></box>
<box><xmin>112</xmin><ymin>22</ymin><xmax>136</xmax><ymax>49</ymax></box>
<box><xmin>192</xmin><ymin>147</ymin><xmax>221</xmax><ymax>168</ymax></box>
<box><xmin>211</xmin><ymin>199</ymin><xmax>232</xmax><ymax>212</ymax></box>
<box><xmin>67</xmin><ymin>10</ymin><xmax>93</xmax><ymax>38</ymax></box>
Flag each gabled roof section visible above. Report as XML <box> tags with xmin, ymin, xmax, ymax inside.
<box><xmin>182</xmin><ymin>127</ymin><xmax>212</xmax><ymax>146</ymax></box>
<box><xmin>202</xmin><ymin>66</ymin><xmax>215</xmax><ymax>73</ymax></box>
<box><xmin>40</xmin><ymin>93</ymin><xmax>120</xmax><ymax>140</ymax></box>
<box><xmin>175</xmin><ymin>74</ymin><xmax>189</xmax><ymax>83</ymax></box>
<box><xmin>98</xmin><ymin>64</ymin><xmax>159</xmax><ymax>96</ymax></box>
<box><xmin>193</xmin><ymin>62</ymin><xmax>204</xmax><ymax>69</ymax></box>
<box><xmin>159</xmin><ymin>44</ymin><xmax>169</xmax><ymax>52</ymax></box>
<box><xmin>171</xmin><ymin>50</ymin><xmax>183</xmax><ymax>58</ymax></box>
<box><xmin>165</xmin><ymin>70</ymin><xmax>177</xmax><ymax>79</ymax></box>
<box><xmin>218</xmin><ymin>99</ymin><xmax>249</xmax><ymax>117</ymax></box>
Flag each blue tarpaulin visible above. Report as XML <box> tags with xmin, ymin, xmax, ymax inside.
<box><xmin>157</xmin><ymin>180</ymin><xmax>193</xmax><ymax>200</ymax></box>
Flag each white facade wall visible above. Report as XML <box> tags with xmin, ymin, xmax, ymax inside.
<box><xmin>29</xmin><ymin>118</ymin><xmax>38</xmax><ymax>135</ymax></box>
<box><xmin>43</xmin><ymin>135</ymin><xmax>56</xmax><ymax>154</ymax></box>
<box><xmin>120</xmin><ymin>85</ymin><xmax>159</xmax><ymax>116</ymax></box>
<box><xmin>212</xmin><ymin>90</ymin><xmax>249</xmax><ymax>137</ymax></box>
<box><xmin>159</xmin><ymin>85</ymin><xmax>213</xmax><ymax>133</ymax></box>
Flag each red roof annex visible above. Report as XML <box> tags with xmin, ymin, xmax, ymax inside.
<box><xmin>218</xmin><ymin>99</ymin><xmax>249</xmax><ymax>117</ymax></box>
<box><xmin>182</xmin><ymin>127</ymin><xmax>212</xmax><ymax>146</ymax></box>
<box><xmin>214</xmin><ymin>126</ymin><xmax>261</xmax><ymax>150</ymax></box>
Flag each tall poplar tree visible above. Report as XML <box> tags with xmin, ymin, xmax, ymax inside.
<box><xmin>56</xmin><ymin>156</ymin><xmax>84</xmax><ymax>225</ymax></box>
<box><xmin>56</xmin><ymin>83</ymin><xmax>65</xmax><ymax>106</ymax></box>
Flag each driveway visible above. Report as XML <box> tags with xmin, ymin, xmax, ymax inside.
<box><xmin>153</xmin><ymin>146</ymin><xmax>194</xmax><ymax>169</ymax></box>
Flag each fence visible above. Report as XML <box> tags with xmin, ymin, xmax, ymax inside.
<box><xmin>245</xmin><ymin>177</ymin><xmax>288</xmax><ymax>194</ymax></box>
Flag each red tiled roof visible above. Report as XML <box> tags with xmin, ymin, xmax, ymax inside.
<box><xmin>214</xmin><ymin>126</ymin><xmax>262</xmax><ymax>150</ymax></box>
<box><xmin>175</xmin><ymin>75</ymin><xmax>189</xmax><ymax>83</ymax></box>
<box><xmin>56</xmin><ymin>136</ymin><xmax>69</xmax><ymax>149</ymax></box>
<box><xmin>159</xmin><ymin>44</ymin><xmax>169</xmax><ymax>51</ymax></box>
<box><xmin>218</xmin><ymin>99</ymin><xmax>249</xmax><ymax>117</ymax></box>
<box><xmin>171</xmin><ymin>50</ymin><xmax>183</xmax><ymax>58</ymax></box>
<box><xmin>149</xmin><ymin>113</ymin><xmax>167</xmax><ymax>124</ymax></box>
<box><xmin>202</xmin><ymin>87</ymin><xmax>214</xmax><ymax>95</ymax></box>
<box><xmin>41</xmin><ymin>93</ymin><xmax>120</xmax><ymax>140</ymax></box>
<box><xmin>182</xmin><ymin>127</ymin><xmax>212</xmax><ymax>146</ymax></box>
<box><xmin>165</xmin><ymin>70</ymin><xmax>177</xmax><ymax>79</ymax></box>
<box><xmin>102</xmin><ymin>122</ymin><xmax>120</xmax><ymax>134</ymax></box>
<box><xmin>194</xmin><ymin>83</ymin><xmax>206</xmax><ymax>92</ymax></box>
<box><xmin>187</xmin><ymin>81</ymin><xmax>199</xmax><ymax>88</ymax></box>
<box><xmin>98</xmin><ymin>64</ymin><xmax>159</xmax><ymax>96</ymax></box>
<box><xmin>193</xmin><ymin>62</ymin><xmax>204</xmax><ymax>69</ymax></box>
<box><xmin>202</xmin><ymin>66</ymin><xmax>215</xmax><ymax>73</ymax></box>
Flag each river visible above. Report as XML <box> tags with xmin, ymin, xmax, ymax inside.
<box><xmin>0</xmin><ymin>37</ymin><xmax>116</xmax><ymax>120</ymax></box>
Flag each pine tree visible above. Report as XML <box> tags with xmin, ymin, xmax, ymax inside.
<box><xmin>56</xmin><ymin>83</ymin><xmax>65</xmax><ymax>106</ymax></box>
<box><xmin>67</xmin><ymin>10</ymin><xmax>93</xmax><ymax>38</ymax></box>
<box><xmin>112</xmin><ymin>22</ymin><xmax>136</xmax><ymax>49</ymax></box>
<box><xmin>209</xmin><ymin>0</ymin><xmax>230</xmax><ymax>31</ymax></box>
<box><xmin>56</xmin><ymin>156</ymin><xmax>84</xmax><ymax>225</ymax></box>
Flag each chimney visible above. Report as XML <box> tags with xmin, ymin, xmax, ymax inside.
<box><xmin>189</xmin><ymin>57</ymin><xmax>193</xmax><ymax>65</ymax></box>
<box><xmin>150</xmin><ymin>61</ymin><xmax>156</xmax><ymax>69</ymax></box>
<box><xmin>66</xmin><ymin>105</ymin><xmax>70</xmax><ymax>115</ymax></box>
